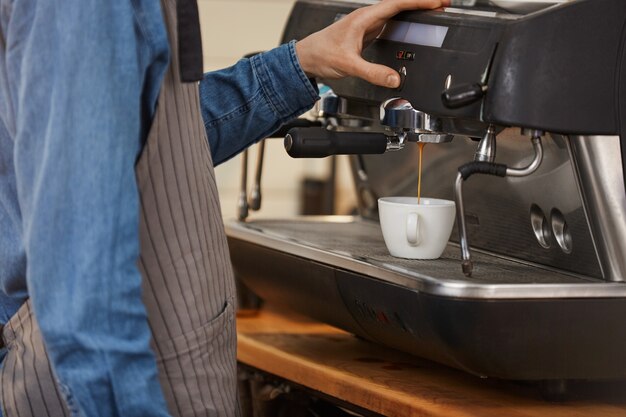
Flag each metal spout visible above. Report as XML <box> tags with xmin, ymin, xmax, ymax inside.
<box><xmin>474</xmin><ymin>124</ymin><xmax>496</xmax><ymax>162</ymax></box>
<box><xmin>417</xmin><ymin>133</ymin><xmax>454</xmax><ymax>143</ymax></box>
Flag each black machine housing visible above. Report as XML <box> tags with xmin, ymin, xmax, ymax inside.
<box><xmin>227</xmin><ymin>0</ymin><xmax>626</xmax><ymax>384</ymax></box>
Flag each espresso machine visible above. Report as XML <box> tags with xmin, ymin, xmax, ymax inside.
<box><xmin>226</xmin><ymin>0</ymin><xmax>626</xmax><ymax>387</ymax></box>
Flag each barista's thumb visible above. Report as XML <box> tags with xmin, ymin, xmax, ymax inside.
<box><xmin>352</xmin><ymin>57</ymin><xmax>401</xmax><ymax>89</ymax></box>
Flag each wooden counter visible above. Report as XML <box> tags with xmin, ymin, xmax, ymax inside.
<box><xmin>237</xmin><ymin>306</ymin><xmax>626</xmax><ymax>417</ymax></box>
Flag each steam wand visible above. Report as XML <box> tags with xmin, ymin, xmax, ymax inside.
<box><xmin>455</xmin><ymin>129</ymin><xmax>544</xmax><ymax>276</ymax></box>
<box><xmin>237</xmin><ymin>119</ymin><xmax>323</xmax><ymax>221</ymax></box>
<box><xmin>249</xmin><ymin>139</ymin><xmax>265</xmax><ymax>211</ymax></box>
<box><xmin>238</xmin><ymin>149</ymin><xmax>249</xmax><ymax>221</ymax></box>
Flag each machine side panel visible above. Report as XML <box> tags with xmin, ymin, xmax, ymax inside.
<box><xmin>619</xmin><ymin>19</ymin><xmax>626</xmax><ymax>190</ymax></box>
<box><xmin>485</xmin><ymin>0</ymin><xmax>626</xmax><ymax>134</ymax></box>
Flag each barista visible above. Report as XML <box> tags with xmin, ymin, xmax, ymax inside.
<box><xmin>0</xmin><ymin>0</ymin><xmax>448</xmax><ymax>416</ymax></box>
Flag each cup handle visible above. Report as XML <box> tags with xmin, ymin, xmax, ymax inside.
<box><xmin>406</xmin><ymin>213</ymin><xmax>421</xmax><ymax>245</ymax></box>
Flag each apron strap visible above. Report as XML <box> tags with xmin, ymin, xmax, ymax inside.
<box><xmin>177</xmin><ymin>0</ymin><xmax>204</xmax><ymax>82</ymax></box>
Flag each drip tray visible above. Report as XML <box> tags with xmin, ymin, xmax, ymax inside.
<box><xmin>226</xmin><ymin>216</ymin><xmax>622</xmax><ymax>299</ymax></box>
<box><xmin>226</xmin><ymin>216</ymin><xmax>626</xmax><ymax>380</ymax></box>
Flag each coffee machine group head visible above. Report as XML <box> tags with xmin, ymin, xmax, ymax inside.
<box><xmin>284</xmin><ymin>90</ymin><xmax>455</xmax><ymax>159</ymax></box>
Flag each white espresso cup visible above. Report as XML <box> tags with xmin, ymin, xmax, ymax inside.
<box><xmin>378</xmin><ymin>197</ymin><xmax>456</xmax><ymax>259</ymax></box>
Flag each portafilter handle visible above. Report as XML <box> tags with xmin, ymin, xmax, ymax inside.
<box><xmin>284</xmin><ymin>127</ymin><xmax>392</xmax><ymax>158</ymax></box>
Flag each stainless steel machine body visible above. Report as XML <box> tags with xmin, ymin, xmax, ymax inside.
<box><xmin>226</xmin><ymin>0</ymin><xmax>626</xmax><ymax>381</ymax></box>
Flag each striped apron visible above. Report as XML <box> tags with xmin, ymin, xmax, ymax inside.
<box><xmin>0</xmin><ymin>0</ymin><xmax>240</xmax><ymax>415</ymax></box>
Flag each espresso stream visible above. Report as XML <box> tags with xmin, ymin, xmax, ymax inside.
<box><xmin>418</xmin><ymin>143</ymin><xmax>426</xmax><ymax>204</ymax></box>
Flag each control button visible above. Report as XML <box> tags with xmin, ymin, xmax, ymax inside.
<box><xmin>397</xmin><ymin>66</ymin><xmax>407</xmax><ymax>91</ymax></box>
<box><xmin>530</xmin><ymin>204</ymin><xmax>551</xmax><ymax>249</ymax></box>
<box><xmin>551</xmin><ymin>208</ymin><xmax>572</xmax><ymax>254</ymax></box>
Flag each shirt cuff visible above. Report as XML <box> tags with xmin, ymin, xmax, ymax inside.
<box><xmin>250</xmin><ymin>40</ymin><xmax>319</xmax><ymax>123</ymax></box>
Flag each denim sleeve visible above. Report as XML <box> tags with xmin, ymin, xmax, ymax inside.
<box><xmin>199</xmin><ymin>41</ymin><xmax>319</xmax><ymax>166</ymax></box>
<box><xmin>8</xmin><ymin>2</ymin><xmax>171</xmax><ymax>416</ymax></box>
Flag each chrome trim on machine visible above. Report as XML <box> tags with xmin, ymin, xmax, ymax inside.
<box><xmin>567</xmin><ymin>135</ymin><xmax>626</xmax><ymax>282</ymax></box>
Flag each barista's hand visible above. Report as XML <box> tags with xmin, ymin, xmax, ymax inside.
<box><xmin>296</xmin><ymin>0</ymin><xmax>450</xmax><ymax>89</ymax></box>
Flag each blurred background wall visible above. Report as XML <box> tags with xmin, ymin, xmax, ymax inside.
<box><xmin>198</xmin><ymin>0</ymin><xmax>355</xmax><ymax>220</ymax></box>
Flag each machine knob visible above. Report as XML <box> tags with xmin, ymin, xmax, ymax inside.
<box><xmin>442</xmin><ymin>83</ymin><xmax>487</xmax><ymax>109</ymax></box>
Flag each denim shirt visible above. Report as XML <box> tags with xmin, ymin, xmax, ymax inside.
<box><xmin>0</xmin><ymin>1</ymin><xmax>317</xmax><ymax>415</ymax></box>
